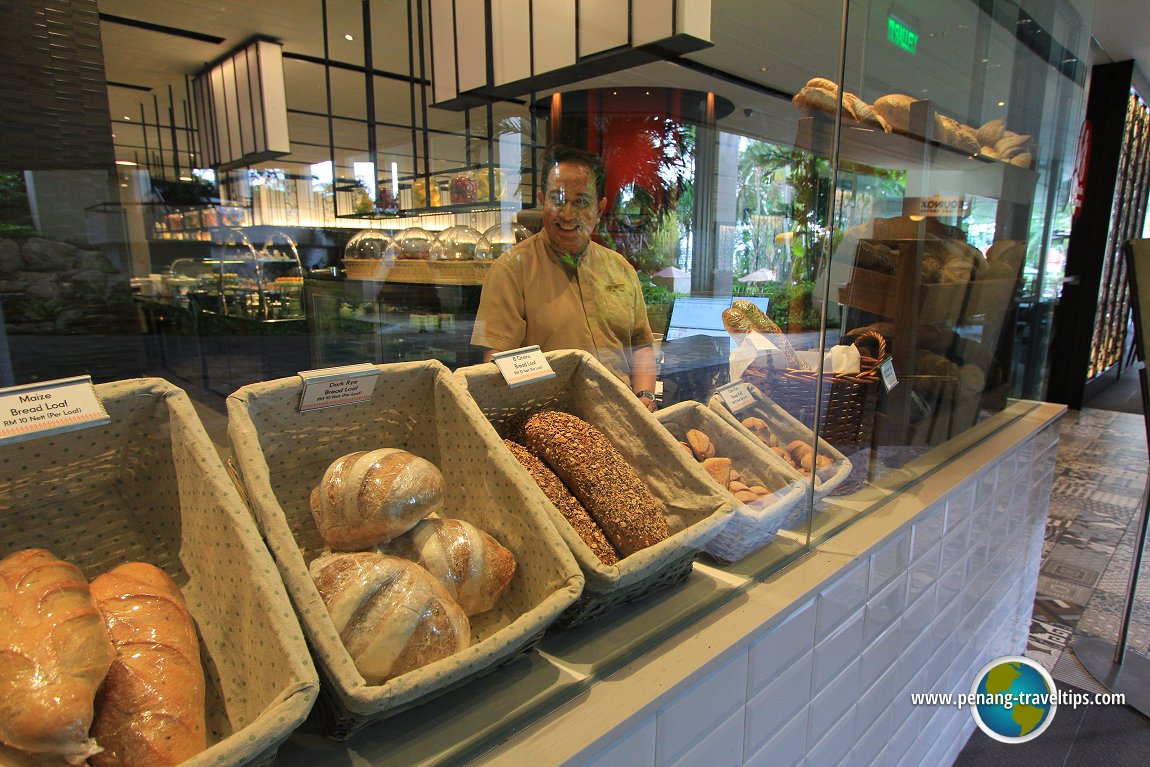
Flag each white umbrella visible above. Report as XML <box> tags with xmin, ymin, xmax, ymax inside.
<box><xmin>738</xmin><ymin>267</ymin><xmax>778</xmax><ymax>283</ymax></box>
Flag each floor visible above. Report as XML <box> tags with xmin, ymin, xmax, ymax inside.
<box><xmin>955</xmin><ymin>367</ymin><xmax>1150</xmax><ymax>766</ymax></box>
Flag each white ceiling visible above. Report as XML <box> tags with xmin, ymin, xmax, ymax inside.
<box><xmin>1090</xmin><ymin>0</ymin><xmax>1150</xmax><ymax>87</ymax></box>
<box><xmin>95</xmin><ymin>0</ymin><xmax>1136</xmax><ymax>173</ymax></box>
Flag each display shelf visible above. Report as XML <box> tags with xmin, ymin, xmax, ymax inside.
<box><xmin>342</xmin><ymin>259</ymin><xmax>492</xmax><ymax>286</ymax></box>
<box><xmin>335</xmin><ymin>201</ymin><xmax>527</xmax><ymax>220</ymax></box>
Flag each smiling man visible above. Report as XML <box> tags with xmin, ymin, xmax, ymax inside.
<box><xmin>471</xmin><ymin>145</ymin><xmax>658</xmax><ymax>410</ymax></box>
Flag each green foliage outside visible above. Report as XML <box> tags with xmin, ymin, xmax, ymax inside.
<box><xmin>0</xmin><ymin>172</ymin><xmax>36</xmax><ymax>235</ymax></box>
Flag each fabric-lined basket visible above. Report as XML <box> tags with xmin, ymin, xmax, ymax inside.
<box><xmin>227</xmin><ymin>361</ymin><xmax>584</xmax><ymax>739</ymax></box>
<box><xmin>0</xmin><ymin>378</ymin><xmax>319</xmax><ymax>767</ymax></box>
<box><xmin>454</xmin><ymin>350</ymin><xmax>735</xmax><ymax>626</ymax></box>
<box><xmin>655</xmin><ymin>400</ymin><xmax>806</xmax><ymax>563</ymax></box>
<box><xmin>708</xmin><ymin>386</ymin><xmax>853</xmax><ymax>499</ymax></box>
<box><xmin>745</xmin><ymin>329</ymin><xmax>887</xmax><ymax>453</ymax></box>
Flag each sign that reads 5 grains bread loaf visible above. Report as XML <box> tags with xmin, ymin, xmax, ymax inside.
<box><xmin>0</xmin><ymin>375</ymin><xmax>110</xmax><ymax>446</ymax></box>
<box><xmin>492</xmin><ymin>345</ymin><xmax>556</xmax><ymax>388</ymax></box>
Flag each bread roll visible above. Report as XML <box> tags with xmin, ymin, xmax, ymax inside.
<box><xmin>792</xmin><ymin>85</ymin><xmax>839</xmax><ymax>116</ymax></box>
<box><xmin>311</xmin><ymin>448</ymin><xmax>445</xmax><ymax>550</ymax></box>
<box><xmin>0</xmin><ymin>549</ymin><xmax>114</xmax><ymax>762</ymax></box>
<box><xmin>701</xmin><ymin>457</ymin><xmax>732</xmax><ymax>487</ymax></box>
<box><xmin>503</xmin><ymin>440</ymin><xmax>619</xmax><ymax>565</ymax></box>
<box><xmin>382</xmin><ymin>518</ymin><xmax>515</xmax><ymax>616</ymax></box>
<box><xmin>311</xmin><ymin>552</ymin><xmax>469</xmax><ymax>684</ymax></box>
<box><xmin>89</xmin><ymin>563</ymin><xmax>206</xmax><ymax>767</ymax></box>
<box><xmin>686</xmin><ymin>429</ymin><xmax>715</xmax><ymax>461</ymax></box>
<box><xmin>976</xmin><ymin>119</ymin><xmax>1006</xmax><ymax>148</ymax></box>
<box><xmin>873</xmin><ymin>94</ymin><xmax>914</xmax><ymax>134</ymax></box>
<box><xmin>521</xmin><ymin>412</ymin><xmax>669</xmax><ymax>557</ymax></box>
<box><xmin>804</xmin><ymin>77</ymin><xmax>839</xmax><ymax>93</ymax></box>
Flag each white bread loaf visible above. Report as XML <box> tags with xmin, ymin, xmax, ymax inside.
<box><xmin>89</xmin><ymin>562</ymin><xmax>206</xmax><ymax>767</ymax></box>
<box><xmin>0</xmin><ymin>549</ymin><xmax>115</xmax><ymax>762</ymax></box>
<box><xmin>311</xmin><ymin>553</ymin><xmax>469</xmax><ymax>684</ymax></box>
<box><xmin>311</xmin><ymin>448</ymin><xmax>445</xmax><ymax>550</ymax></box>
<box><xmin>382</xmin><ymin>518</ymin><xmax>516</xmax><ymax>616</ymax></box>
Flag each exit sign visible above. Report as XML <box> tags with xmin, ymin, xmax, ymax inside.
<box><xmin>888</xmin><ymin>16</ymin><xmax>918</xmax><ymax>54</ymax></box>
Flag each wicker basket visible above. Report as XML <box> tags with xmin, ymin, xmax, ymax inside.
<box><xmin>751</xmin><ymin>330</ymin><xmax>887</xmax><ymax>453</ymax></box>
<box><xmin>454</xmin><ymin>350</ymin><xmax>735</xmax><ymax>627</ymax></box>
<box><xmin>656</xmin><ymin>401</ymin><xmax>806</xmax><ymax>563</ymax></box>
<box><xmin>227</xmin><ymin>361</ymin><xmax>584</xmax><ymax>739</ymax></box>
<box><xmin>0</xmin><ymin>378</ymin><xmax>319</xmax><ymax>767</ymax></box>
<box><xmin>708</xmin><ymin>386</ymin><xmax>853</xmax><ymax>499</ymax></box>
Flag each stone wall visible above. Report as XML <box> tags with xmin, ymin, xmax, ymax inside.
<box><xmin>0</xmin><ymin>235</ymin><xmax>136</xmax><ymax>334</ymax></box>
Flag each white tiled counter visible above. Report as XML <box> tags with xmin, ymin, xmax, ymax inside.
<box><xmin>275</xmin><ymin>402</ymin><xmax>1062</xmax><ymax>767</ymax></box>
<box><xmin>470</xmin><ymin>402</ymin><xmax>1064</xmax><ymax>767</ymax></box>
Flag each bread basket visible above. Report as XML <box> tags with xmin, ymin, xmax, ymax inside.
<box><xmin>655</xmin><ymin>400</ymin><xmax>807</xmax><ymax>563</ymax></box>
<box><xmin>227</xmin><ymin>360</ymin><xmax>584</xmax><ymax>739</ymax></box>
<box><xmin>708</xmin><ymin>385</ymin><xmax>853</xmax><ymax>499</ymax></box>
<box><xmin>0</xmin><ymin>378</ymin><xmax>319</xmax><ymax>767</ymax></box>
<box><xmin>454</xmin><ymin>349</ymin><xmax>735</xmax><ymax>626</ymax></box>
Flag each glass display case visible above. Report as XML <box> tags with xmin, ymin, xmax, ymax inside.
<box><xmin>191</xmin><ymin>231</ymin><xmax>306</xmax><ymax>321</ymax></box>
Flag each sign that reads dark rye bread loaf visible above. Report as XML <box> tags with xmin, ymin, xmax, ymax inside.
<box><xmin>298</xmin><ymin>364</ymin><xmax>380</xmax><ymax>411</ymax></box>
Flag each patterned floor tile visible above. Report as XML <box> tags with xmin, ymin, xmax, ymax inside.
<box><xmin>1037</xmin><ymin>575</ymin><xmax>1095</xmax><ymax>606</ymax></box>
<box><xmin>1042</xmin><ymin>560</ymin><xmax>1104</xmax><ymax>588</ymax></box>
<box><xmin>1033</xmin><ymin>596</ymin><xmax>1086</xmax><ymax>627</ymax></box>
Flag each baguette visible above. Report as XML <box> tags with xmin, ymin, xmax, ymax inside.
<box><xmin>88</xmin><ymin>563</ymin><xmax>206</xmax><ymax>767</ymax></box>
<box><xmin>0</xmin><ymin>549</ymin><xmax>115</xmax><ymax>762</ymax></box>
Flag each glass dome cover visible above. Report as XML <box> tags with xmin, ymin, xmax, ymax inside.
<box><xmin>481</xmin><ymin>222</ymin><xmax>531</xmax><ymax>257</ymax></box>
<box><xmin>390</xmin><ymin>227</ymin><xmax>438</xmax><ymax>260</ymax></box>
<box><xmin>434</xmin><ymin>225</ymin><xmax>489</xmax><ymax>261</ymax></box>
<box><xmin>343</xmin><ymin>230</ymin><xmax>393</xmax><ymax>261</ymax></box>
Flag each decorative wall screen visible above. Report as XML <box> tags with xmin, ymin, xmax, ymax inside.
<box><xmin>1089</xmin><ymin>92</ymin><xmax>1150</xmax><ymax>379</ymax></box>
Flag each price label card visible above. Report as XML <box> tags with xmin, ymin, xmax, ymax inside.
<box><xmin>879</xmin><ymin>358</ymin><xmax>899</xmax><ymax>392</ymax></box>
<box><xmin>0</xmin><ymin>375</ymin><xmax>110</xmax><ymax>446</ymax></box>
<box><xmin>299</xmin><ymin>364</ymin><xmax>380</xmax><ymax>411</ymax></box>
<box><xmin>492</xmin><ymin>345</ymin><xmax>556</xmax><ymax>388</ymax></box>
<box><xmin>716</xmin><ymin>381</ymin><xmax>756</xmax><ymax>413</ymax></box>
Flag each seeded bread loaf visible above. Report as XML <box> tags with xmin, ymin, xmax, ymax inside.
<box><xmin>503</xmin><ymin>439</ymin><xmax>619</xmax><ymax>565</ymax></box>
<box><xmin>521</xmin><ymin>412</ymin><xmax>669</xmax><ymax>557</ymax></box>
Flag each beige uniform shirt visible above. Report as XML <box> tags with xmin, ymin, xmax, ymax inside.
<box><xmin>471</xmin><ymin>233</ymin><xmax>654</xmax><ymax>382</ymax></box>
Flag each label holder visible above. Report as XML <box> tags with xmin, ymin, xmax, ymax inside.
<box><xmin>491</xmin><ymin>345</ymin><xmax>557</xmax><ymax>388</ymax></box>
<box><xmin>716</xmin><ymin>381</ymin><xmax>756</xmax><ymax>413</ymax></box>
<box><xmin>0</xmin><ymin>375</ymin><xmax>110</xmax><ymax>446</ymax></box>
<box><xmin>299</xmin><ymin>364</ymin><xmax>381</xmax><ymax>411</ymax></box>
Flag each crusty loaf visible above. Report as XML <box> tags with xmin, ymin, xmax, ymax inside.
<box><xmin>88</xmin><ymin>563</ymin><xmax>206</xmax><ymax>767</ymax></box>
<box><xmin>382</xmin><ymin>518</ymin><xmax>516</xmax><ymax>616</ymax></box>
<box><xmin>722</xmin><ymin>299</ymin><xmax>809</xmax><ymax>370</ymax></box>
<box><xmin>311</xmin><ymin>448</ymin><xmax>445</xmax><ymax>550</ymax></box>
<box><xmin>503</xmin><ymin>440</ymin><xmax>619</xmax><ymax>565</ymax></box>
<box><xmin>521</xmin><ymin>412</ymin><xmax>668</xmax><ymax>557</ymax></box>
<box><xmin>311</xmin><ymin>552</ymin><xmax>469</xmax><ymax>684</ymax></box>
<box><xmin>0</xmin><ymin>549</ymin><xmax>115</xmax><ymax>762</ymax></box>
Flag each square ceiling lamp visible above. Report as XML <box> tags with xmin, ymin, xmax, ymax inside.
<box><xmin>429</xmin><ymin>0</ymin><xmax>712</xmax><ymax>110</ymax></box>
<box><xmin>192</xmin><ymin>37</ymin><xmax>290</xmax><ymax>171</ymax></box>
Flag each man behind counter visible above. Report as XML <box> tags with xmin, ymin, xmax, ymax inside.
<box><xmin>470</xmin><ymin>145</ymin><xmax>658</xmax><ymax>411</ymax></box>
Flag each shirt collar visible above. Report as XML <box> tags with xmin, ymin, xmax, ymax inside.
<box><xmin>542</xmin><ymin>233</ymin><xmax>588</xmax><ymax>271</ymax></box>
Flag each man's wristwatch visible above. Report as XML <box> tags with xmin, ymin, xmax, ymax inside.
<box><xmin>635</xmin><ymin>390</ymin><xmax>656</xmax><ymax>403</ymax></box>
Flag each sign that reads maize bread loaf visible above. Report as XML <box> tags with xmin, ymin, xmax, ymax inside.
<box><xmin>0</xmin><ymin>375</ymin><xmax>110</xmax><ymax>445</ymax></box>
<box><xmin>298</xmin><ymin>364</ymin><xmax>380</xmax><ymax>411</ymax></box>
<box><xmin>492</xmin><ymin>345</ymin><xmax>556</xmax><ymax>388</ymax></box>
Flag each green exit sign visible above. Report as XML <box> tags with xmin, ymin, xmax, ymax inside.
<box><xmin>888</xmin><ymin>16</ymin><xmax>919</xmax><ymax>54</ymax></box>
